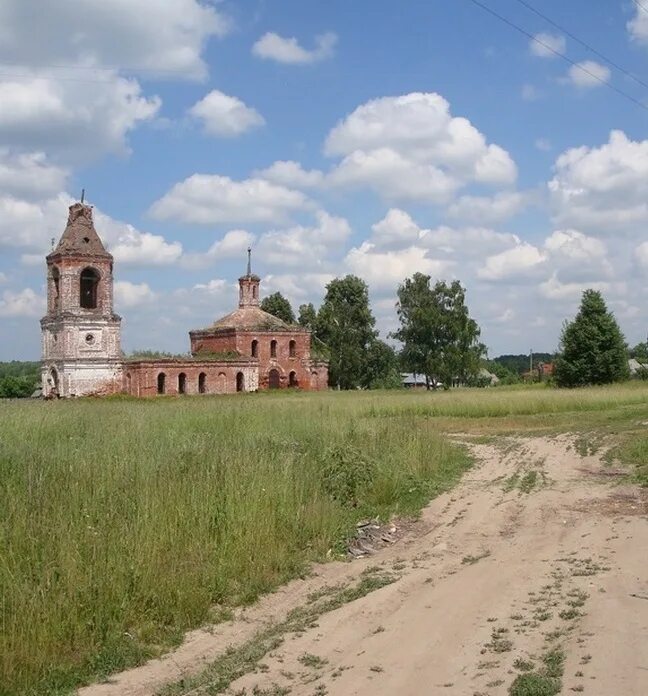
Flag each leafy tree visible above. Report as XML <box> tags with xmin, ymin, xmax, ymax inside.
<box><xmin>629</xmin><ymin>341</ymin><xmax>648</xmax><ymax>363</ymax></box>
<box><xmin>0</xmin><ymin>375</ymin><xmax>36</xmax><ymax>398</ymax></box>
<box><xmin>392</xmin><ymin>274</ymin><xmax>484</xmax><ymax>390</ymax></box>
<box><xmin>493</xmin><ymin>353</ymin><xmax>554</xmax><ymax>376</ymax></box>
<box><xmin>484</xmin><ymin>360</ymin><xmax>520</xmax><ymax>385</ymax></box>
<box><xmin>554</xmin><ymin>289</ymin><xmax>629</xmax><ymax>387</ymax></box>
<box><xmin>364</xmin><ymin>340</ymin><xmax>402</xmax><ymax>389</ymax></box>
<box><xmin>315</xmin><ymin>275</ymin><xmax>377</xmax><ymax>389</ymax></box>
<box><xmin>298</xmin><ymin>302</ymin><xmax>317</xmax><ymax>330</ymax></box>
<box><xmin>261</xmin><ymin>292</ymin><xmax>295</xmax><ymax>324</ymax></box>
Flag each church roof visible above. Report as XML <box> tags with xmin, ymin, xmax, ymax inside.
<box><xmin>205</xmin><ymin>305</ymin><xmax>294</xmax><ymax>332</ymax></box>
<box><xmin>49</xmin><ymin>202</ymin><xmax>111</xmax><ymax>259</ymax></box>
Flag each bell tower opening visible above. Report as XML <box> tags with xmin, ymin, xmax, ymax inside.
<box><xmin>80</xmin><ymin>267</ymin><xmax>100</xmax><ymax>309</ymax></box>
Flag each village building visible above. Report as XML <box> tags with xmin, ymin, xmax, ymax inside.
<box><xmin>41</xmin><ymin>202</ymin><xmax>328</xmax><ymax>397</ymax></box>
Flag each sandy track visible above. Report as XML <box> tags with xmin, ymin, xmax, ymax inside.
<box><xmin>80</xmin><ymin>435</ymin><xmax>648</xmax><ymax>696</ymax></box>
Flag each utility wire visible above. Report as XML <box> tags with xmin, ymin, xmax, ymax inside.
<box><xmin>463</xmin><ymin>0</ymin><xmax>648</xmax><ymax>115</ymax></box>
<box><xmin>513</xmin><ymin>0</ymin><xmax>648</xmax><ymax>92</ymax></box>
<box><xmin>634</xmin><ymin>0</ymin><xmax>648</xmax><ymax>17</ymax></box>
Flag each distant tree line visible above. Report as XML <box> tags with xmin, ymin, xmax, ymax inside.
<box><xmin>0</xmin><ymin>361</ymin><xmax>40</xmax><ymax>398</ymax></box>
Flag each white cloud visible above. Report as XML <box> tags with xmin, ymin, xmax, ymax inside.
<box><xmin>192</xmin><ymin>278</ymin><xmax>229</xmax><ymax>295</ymax></box>
<box><xmin>108</xmin><ymin>229</ymin><xmax>182</xmax><ymax>266</ymax></box>
<box><xmin>628</xmin><ymin>4</ymin><xmax>648</xmax><ymax>46</ymax></box>
<box><xmin>262</xmin><ymin>273</ymin><xmax>334</xmax><ymax>302</ymax></box>
<box><xmin>549</xmin><ymin>130</ymin><xmax>648</xmax><ymax>233</ymax></box>
<box><xmin>478</xmin><ymin>242</ymin><xmax>546</xmax><ymax>281</ymax></box>
<box><xmin>530</xmin><ymin>32</ymin><xmax>566</xmax><ymax>58</ymax></box>
<box><xmin>150</xmin><ymin>174</ymin><xmax>310</xmax><ymax>225</ymax></box>
<box><xmin>0</xmin><ymin>150</ymin><xmax>68</xmax><ymax>199</ymax></box>
<box><xmin>254</xmin><ymin>160</ymin><xmax>324</xmax><ymax>188</ymax></box>
<box><xmin>539</xmin><ymin>273</ymin><xmax>624</xmax><ymax>301</ymax></box>
<box><xmin>447</xmin><ymin>191</ymin><xmax>532</xmax><ymax>223</ymax></box>
<box><xmin>114</xmin><ymin>281</ymin><xmax>156</xmax><ymax>308</ymax></box>
<box><xmin>371</xmin><ymin>208</ymin><xmax>421</xmax><ymax>248</ymax></box>
<box><xmin>189</xmin><ymin>90</ymin><xmax>265</xmax><ymax>137</ymax></box>
<box><xmin>181</xmin><ymin>229</ymin><xmax>256</xmax><ymax>270</ymax></box>
<box><xmin>257</xmin><ymin>211</ymin><xmax>351</xmax><ymax>268</ymax></box>
<box><xmin>345</xmin><ymin>242</ymin><xmax>452</xmax><ymax>291</ymax></box>
<box><xmin>535</xmin><ymin>138</ymin><xmax>552</xmax><ymax>152</ymax></box>
<box><xmin>635</xmin><ymin>241</ymin><xmax>648</xmax><ymax>272</ymax></box>
<box><xmin>0</xmin><ymin>0</ymin><xmax>230</xmax><ymax>80</ymax></box>
<box><xmin>544</xmin><ymin>229</ymin><xmax>606</xmax><ymax>262</ymax></box>
<box><xmin>566</xmin><ymin>60</ymin><xmax>610</xmax><ymax>88</ymax></box>
<box><xmin>0</xmin><ymin>287</ymin><xmax>44</xmax><ymax>317</ymax></box>
<box><xmin>324</xmin><ymin>92</ymin><xmax>516</xmax><ymax>203</ymax></box>
<box><xmin>0</xmin><ymin>70</ymin><xmax>160</xmax><ymax>162</ymax></box>
<box><xmin>252</xmin><ymin>32</ymin><xmax>337</xmax><ymax>65</ymax></box>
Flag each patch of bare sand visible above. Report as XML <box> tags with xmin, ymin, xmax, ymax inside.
<box><xmin>79</xmin><ymin>435</ymin><xmax>648</xmax><ymax>696</ymax></box>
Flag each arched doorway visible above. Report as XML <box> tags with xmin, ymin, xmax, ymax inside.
<box><xmin>50</xmin><ymin>367</ymin><xmax>59</xmax><ymax>397</ymax></box>
<box><xmin>157</xmin><ymin>373</ymin><xmax>166</xmax><ymax>394</ymax></box>
<box><xmin>178</xmin><ymin>373</ymin><xmax>187</xmax><ymax>394</ymax></box>
<box><xmin>236</xmin><ymin>372</ymin><xmax>245</xmax><ymax>392</ymax></box>
<box><xmin>126</xmin><ymin>372</ymin><xmax>132</xmax><ymax>394</ymax></box>
<box><xmin>198</xmin><ymin>372</ymin><xmax>207</xmax><ymax>394</ymax></box>
<box><xmin>269</xmin><ymin>369</ymin><xmax>280</xmax><ymax>389</ymax></box>
<box><xmin>311</xmin><ymin>372</ymin><xmax>318</xmax><ymax>389</ymax></box>
<box><xmin>289</xmin><ymin>371</ymin><xmax>297</xmax><ymax>388</ymax></box>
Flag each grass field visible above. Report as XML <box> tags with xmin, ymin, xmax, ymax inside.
<box><xmin>1</xmin><ymin>383</ymin><xmax>647</xmax><ymax>695</ymax></box>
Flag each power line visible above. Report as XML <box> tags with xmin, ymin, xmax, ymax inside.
<box><xmin>463</xmin><ymin>0</ymin><xmax>648</xmax><ymax>115</ymax></box>
<box><xmin>634</xmin><ymin>0</ymin><xmax>648</xmax><ymax>17</ymax></box>
<box><xmin>513</xmin><ymin>0</ymin><xmax>648</xmax><ymax>92</ymax></box>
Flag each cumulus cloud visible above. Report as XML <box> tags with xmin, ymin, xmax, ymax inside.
<box><xmin>539</xmin><ymin>273</ymin><xmax>624</xmax><ymax>301</ymax></box>
<box><xmin>189</xmin><ymin>90</ymin><xmax>265</xmax><ymax>137</ymax></box>
<box><xmin>262</xmin><ymin>273</ymin><xmax>335</xmax><ymax>302</ymax></box>
<box><xmin>114</xmin><ymin>281</ymin><xmax>156</xmax><ymax>308</ymax></box>
<box><xmin>447</xmin><ymin>191</ymin><xmax>533</xmax><ymax>224</ymax></box>
<box><xmin>566</xmin><ymin>60</ymin><xmax>610</xmax><ymax>88</ymax></box>
<box><xmin>345</xmin><ymin>242</ymin><xmax>452</xmax><ymax>291</ymax></box>
<box><xmin>150</xmin><ymin>174</ymin><xmax>310</xmax><ymax>224</ymax></box>
<box><xmin>635</xmin><ymin>241</ymin><xmax>648</xmax><ymax>272</ymax></box>
<box><xmin>252</xmin><ymin>32</ymin><xmax>337</xmax><ymax>64</ymax></box>
<box><xmin>254</xmin><ymin>160</ymin><xmax>324</xmax><ymax>188</ymax></box>
<box><xmin>257</xmin><ymin>211</ymin><xmax>351</xmax><ymax>268</ymax></box>
<box><xmin>0</xmin><ymin>70</ymin><xmax>160</xmax><ymax>162</ymax></box>
<box><xmin>627</xmin><ymin>4</ymin><xmax>648</xmax><ymax>46</ymax></box>
<box><xmin>0</xmin><ymin>0</ymin><xmax>230</xmax><ymax>79</ymax></box>
<box><xmin>478</xmin><ymin>242</ymin><xmax>546</xmax><ymax>281</ymax></box>
<box><xmin>181</xmin><ymin>229</ymin><xmax>256</xmax><ymax>270</ymax></box>
<box><xmin>324</xmin><ymin>92</ymin><xmax>516</xmax><ymax>203</ymax></box>
<box><xmin>0</xmin><ymin>150</ymin><xmax>68</xmax><ymax>200</ymax></box>
<box><xmin>529</xmin><ymin>32</ymin><xmax>566</xmax><ymax>58</ymax></box>
<box><xmin>0</xmin><ymin>287</ymin><xmax>44</xmax><ymax>317</ymax></box>
<box><xmin>549</xmin><ymin>130</ymin><xmax>648</xmax><ymax>233</ymax></box>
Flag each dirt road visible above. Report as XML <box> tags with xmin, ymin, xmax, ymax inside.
<box><xmin>81</xmin><ymin>435</ymin><xmax>648</xmax><ymax>696</ymax></box>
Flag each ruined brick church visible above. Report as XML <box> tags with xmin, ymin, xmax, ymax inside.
<box><xmin>41</xmin><ymin>202</ymin><xmax>329</xmax><ymax>397</ymax></box>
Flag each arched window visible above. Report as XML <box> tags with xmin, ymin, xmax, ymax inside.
<box><xmin>289</xmin><ymin>371</ymin><xmax>297</xmax><ymax>388</ymax></box>
<box><xmin>52</xmin><ymin>267</ymin><xmax>60</xmax><ymax>311</ymax></box>
<box><xmin>289</xmin><ymin>340</ymin><xmax>296</xmax><ymax>358</ymax></box>
<box><xmin>270</xmin><ymin>339</ymin><xmax>277</xmax><ymax>358</ymax></box>
<box><xmin>80</xmin><ymin>267</ymin><xmax>99</xmax><ymax>309</ymax></box>
<box><xmin>269</xmin><ymin>369</ymin><xmax>280</xmax><ymax>389</ymax></box>
<box><xmin>217</xmin><ymin>372</ymin><xmax>226</xmax><ymax>392</ymax></box>
<box><xmin>126</xmin><ymin>373</ymin><xmax>132</xmax><ymax>394</ymax></box>
<box><xmin>157</xmin><ymin>373</ymin><xmax>166</xmax><ymax>395</ymax></box>
<box><xmin>50</xmin><ymin>368</ymin><xmax>59</xmax><ymax>397</ymax></box>
<box><xmin>251</xmin><ymin>339</ymin><xmax>258</xmax><ymax>358</ymax></box>
<box><xmin>198</xmin><ymin>372</ymin><xmax>207</xmax><ymax>394</ymax></box>
<box><xmin>178</xmin><ymin>373</ymin><xmax>187</xmax><ymax>394</ymax></box>
<box><xmin>252</xmin><ymin>285</ymin><xmax>257</xmax><ymax>299</ymax></box>
<box><xmin>236</xmin><ymin>372</ymin><xmax>245</xmax><ymax>392</ymax></box>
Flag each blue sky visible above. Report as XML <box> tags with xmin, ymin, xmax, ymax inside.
<box><xmin>1</xmin><ymin>0</ymin><xmax>648</xmax><ymax>360</ymax></box>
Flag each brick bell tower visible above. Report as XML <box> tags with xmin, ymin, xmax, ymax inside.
<box><xmin>41</xmin><ymin>200</ymin><xmax>123</xmax><ymax>397</ymax></box>
<box><xmin>238</xmin><ymin>246</ymin><xmax>261</xmax><ymax>307</ymax></box>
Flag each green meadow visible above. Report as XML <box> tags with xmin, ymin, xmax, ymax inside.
<box><xmin>1</xmin><ymin>383</ymin><xmax>647</xmax><ymax>695</ymax></box>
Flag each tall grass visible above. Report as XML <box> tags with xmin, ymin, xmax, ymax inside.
<box><xmin>2</xmin><ymin>383</ymin><xmax>647</xmax><ymax>694</ymax></box>
<box><xmin>0</xmin><ymin>392</ymin><xmax>468</xmax><ymax>695</ymax></box>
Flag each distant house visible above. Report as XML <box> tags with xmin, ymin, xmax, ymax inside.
<box><xmin>477</xmin><ymin>368</ymin><xmax>499</xmax><ymax>386</ymax></box>
<box><xmin>401</xmin><ymin>373</ymin><xmax>429</xmax><ymax>389</ymax></box>
<box><xmin>523</xmin><ymin>362</ymin><xmax>555</xmax><ymax>382</ymax></box>
<box><xmin>629</xmin><ymin>358</ymin><xmax>647</xmax><ymax>376</ymax></box>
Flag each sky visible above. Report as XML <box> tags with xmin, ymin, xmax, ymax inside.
<box><xmin>1</xmin><ymin>0</ymin><xmax>648</xmax><ymax>361</ymax></box>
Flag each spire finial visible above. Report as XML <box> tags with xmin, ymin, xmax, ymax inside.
<box><xmin>80</xmin><ymin>188</ymin><xmax>85</xmax><ymax>204</ymax></box>
<box><xmin>247</xmin><ymin>246</ymin><xmax>252</xmax><ymax>276</ymax></box>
